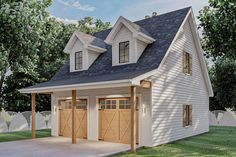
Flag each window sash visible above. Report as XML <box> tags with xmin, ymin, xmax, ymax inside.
<box><xmin>183</xmin><ymin>105</ymin><xmax>192</xmax><ymax>127</ymax></box>
<box><xmin>186</xmin><ymin>53</ymin><xmax>190</xmax><ymax>74</ymax></box>
<box><xmin>119</xmin><ymin>41</ymin><xmax>129</xmax><ymax>63</ymax></box>
<box><xmin>75</xmin><ymin>51</ymin><xmax>82</xmax><ymax>70</ymax></box>
<box><xmin>186</xmin><ymin>105</ymin><xmax>190</xmax><ymax>126</ymax></box>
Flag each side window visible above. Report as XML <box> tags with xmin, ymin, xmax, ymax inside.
<box><xmin>183</xmin><ymin>51</ymin><xmax>192</xmax><ymax>75</ymax></box>
<box><xmin>75</xmin><ymin>51</ymin><xmax>82</xmax><ymax>70</ymax></box>
<box><xmin>119</xmin><ymin>41</ymin><xmax>129</xmax><ymax>63</ymax></box>
<box><xmin>183</xmin><ymin>105</ymin><xmax>192</xmax><ymax>127</ymax></box>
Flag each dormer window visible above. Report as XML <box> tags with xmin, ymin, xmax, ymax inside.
<box><xmin>75</xmin><ymin>51</ymin><xmax>82</xmax><ymax>70</ymax></box>
<box><xmin>119</xmin><ymin>41</ymin><xmax>129</xmax><ymax>63</ymax></box>
<box><xmin>64</xmin><ymin>31</ymin><xmax>106</xmax><ymax>72</ymax></box>
<box><xmin>105</xmin><ymin>16</ymin><xmax>155</xmax><ymax>66</ymax></box>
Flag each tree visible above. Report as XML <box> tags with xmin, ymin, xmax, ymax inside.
<box><xmin>0</xmin><ymin>0</ymin><xmax>53</xmax><ymax>110</ymax></box>
<box><xmin>208</xmin><ymin>65</ymin><xmax>225</xmax><ymax>110</ymax></box>
<box><xmin>198</xmin><ymin>0</ymin><xmax>236</xmax><ymax>60</ymax></box>
<box><xmin>214</xmin><ymin>57</ymin><xmax>236</xmax><ymax>110</ymax></box>
<box><xmin>145</xmin><ymin>12</ymin><xmax>158</xmax><ymax>19</ymax></box>
<box><xmin>198</xmin><ymin>0</ymin><xmax>236</xmax><ymax>110</ymax></box>
<box><xmin>0</xmin><ymin>0</ymin><xmax>111</xmax><ymax>111</ymax></box>
<box><xmin>78</xmin><ymin>17</ymin><xmax>111</xmax><ymax>34</ymax></box>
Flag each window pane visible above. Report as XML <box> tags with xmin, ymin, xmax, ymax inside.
<box><xmin>112</xmin><ymin>100</ymin><xmax>116</xmax><ymax>104</ymax></box>
<box><xmin>185</xmin><ymin>52</ymin><xmax>191</xmax><ymax>74</ymax></box>
<box><xmin>75</xmin><ymin>51</ymin><xmax>82</xmax><ymax>70</ymax></box>
<box><xmin>119</xmin><ymin>105</ymin><xmax>124</xmax><ymax>109</ymax></box>
<box><xmin>126</xmin><ymin>105</ymin><xmax>131</xmax><ymax>109</ymax></box>
<box><xmin>119</xmin><ymin>57</ymin><xmax>124</xmax><ymax>63</ymax></box>
<box><xmin>119</xmin><ymin>100</ymin><xmax>125</xmax><ymax>104</ymax></box>
<box><xmin>125</xmin><ymin>42</ymin><xmax>129</xmax><ymax>48</ymax></box>
<box><xmin>125</xmin><ymin>56</ymin><xmax>129</xmax><ymax>62</ymax></box>
<box><xmin>106</xmin><ymin>100</ymin><xmax>111</xmax><ymax>104</ymax></box>
<box><xmin>120</xmin><ymin>43</ymin><xmax>125</xmax><ymax>50</ymax></box>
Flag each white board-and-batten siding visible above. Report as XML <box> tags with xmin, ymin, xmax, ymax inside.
<box><xmin>150</xmin><ymin>17</ymin><xmax>209</xmax><ymax>146</ymax></box>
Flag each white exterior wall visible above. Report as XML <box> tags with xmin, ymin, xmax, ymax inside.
<box><xmin>88</xmin><ymin>50</ymin><xmax>100</xmax><ymax>68</ymax></box>
<box><xmin>135</xmin><ymin>39</ymin><xmax>148</xmax><ymax>61</ymax></box>
<box><xmin>51</xmin><ymin>86</ymin><xmax>152</xmax><ymax>146</ymax></box>
<box><xmin>150</xmin><ymin>17</ymin><xmax>209</xmax><ymax>146</ymax></box>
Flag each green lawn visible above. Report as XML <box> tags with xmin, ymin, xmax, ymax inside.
<box><xmin>118</xmin><ymin>126</ymin><xmax>236</xmax><ymax>157</ymax></box>
<box><xmin>0</xmin><ymin>129</ymin><xmax>51</xmax><ymax>143</ymax></box>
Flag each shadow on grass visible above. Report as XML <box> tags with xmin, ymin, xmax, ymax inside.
<box><xmin>117</xmin><ymin>126</ymin><xmax>236</xmax><ymax>157</ymax></box>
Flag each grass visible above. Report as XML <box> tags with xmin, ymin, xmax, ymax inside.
<box><xmin>0</xmin><ymin>129</ymin><xmax>51</xmax><ymax>143</ymax></box>
<box><xmin>117</xmin><ymin>126</ymin><xmax>236</xmax><ymax>157</ymax></box>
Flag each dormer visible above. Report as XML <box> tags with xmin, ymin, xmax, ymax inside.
<box><xmin>64</xmin><ymin>31</ymin><xmax>106</xmax><ymax>72</ymax></box>
<box><xmin>105</xmin><ymin>16</ymin><xmax>155</xmax><ymax>66</ymax></box>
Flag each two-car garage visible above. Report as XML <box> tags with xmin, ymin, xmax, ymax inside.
<box><xmin>58</xmin><ymin>97</ymin><xmax>139</xmax><ymax>144</ymax></box>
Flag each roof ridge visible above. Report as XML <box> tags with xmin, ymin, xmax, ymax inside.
<box><xmin>134</xmin><ymin>7</ymin><xmax>191</xmax><ymax>24</ymax></box>
<box><xmin>94</xmin><ymin>7</ymin><xmax>191</xmax><ymax>36</ymax></box>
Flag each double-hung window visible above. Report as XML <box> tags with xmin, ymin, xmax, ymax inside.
<box><xmin>119</xmin><ymin>41</ymin><xmax>129</xmax><ymax>63</ymax></box>
<box><xmin>183</xmin><ymin>51</ymin><xmax>192</xmax><ymax>75</ymax></box>
<box><xmin>75</xmin><ymin>51</ymin><xmax>82</xmax><ymax>70</ymax></box>
<box><xmin>183</xmin><ymin>105</ymin><xmax>192</xmax><ymax>127</ymax></box>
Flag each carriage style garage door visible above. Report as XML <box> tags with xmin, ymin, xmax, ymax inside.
<box><xmin>98</xmin><ymin>97</ymin><xmax>139</xmax><ymax>144</ymax></box>
<box><xmin>59</xmin><ymin>99</ymin><xmax>87</xmax><ymax>139</ymax></box>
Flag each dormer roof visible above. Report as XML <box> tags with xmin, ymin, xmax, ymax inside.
<box><xmin>105</xmin><ymin>16</ymin><xmax>155</xmax><ymax>44</ymax></box>
<box><xmin>64</xmin><ymin>30</ymin><xmax>107</xmax><ymax>53</ymax></box>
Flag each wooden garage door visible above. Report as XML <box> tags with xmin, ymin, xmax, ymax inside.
<box><xmin>98</xmin><ymin>98</ymin><xmax>139</xmax><ymax>144</ymax></box>
<box><xmin>59</xmin><ymin>99</ymin><xmax>87</xmax><ymax>139</ymax></box>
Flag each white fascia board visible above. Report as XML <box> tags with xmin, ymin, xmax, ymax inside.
<box><xmin>87</xmin><ymin>44</ymin><xmax>107</xmax><ymax>53</ymax></box>
<box><xmin>63</xmin><ymin>32</ymin><xmax>77</xmax><ymax>53</ymax></box>
<box><xmin>188</xmin><ymin>10</ymin><xmax>213</xmax><ymax>97</ymax></box>
<box><xmin>19</xmin><ymin>79</ymin><xmax>133</xmax><ymax>94</ymax></box>
<box><xmin>105</xmin><ymin>16</ymin><xmax>124</xmax><ymax>44</ymax></box>
<box><xmin>136</xmin><ymin>33</ymin><xmax>156</xmax><ymax>44</ymax></box>
<box><xmin>105</xmin><ymin>16</ymin><xmax>155</xmax><ymax>44</ymax></box>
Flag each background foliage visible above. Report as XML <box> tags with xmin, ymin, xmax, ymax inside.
<box><xmin>199</xmin><ymin>0</ymin><xmax>236</xmax><ymax>110</ymax></box>
<box><xmin>0</xmin><ymin>0</ymin><xmax>110</xmax><ymax>111</ymax></box>
<box><xmin>1</xmin><ymin>0</ymin><xmax>235</xmax><ymax>111</ymax></box>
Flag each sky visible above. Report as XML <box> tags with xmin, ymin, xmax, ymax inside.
<box><xmin>48</xmin><ymin>0</ymin><xmax>209</xmax><ymax>25</ymax></box>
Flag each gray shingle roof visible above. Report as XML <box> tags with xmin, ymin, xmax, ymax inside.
<box><xmin>75</xmin><ymin>31</ymin><xmax>106</xmax><ymax>49</ymax></box>
<box><xmin>25</xmin><ymin>7</ymin><xmax>190</xmax><ymax>89</ymax></box>
<box><xmin>120</xmin><ymin>16</ymin><xmax>151</xmax><ymax>37</ymax></box>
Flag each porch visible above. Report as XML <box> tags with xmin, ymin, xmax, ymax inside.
<box><xmin>20</xmin><ymin>79</ymin><xmax>152</xmax><ymax>152</ymax></box>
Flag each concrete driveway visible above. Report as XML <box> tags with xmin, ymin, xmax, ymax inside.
<box><xmin>0</xmin><ymin>137</ymin><xmax>130</xmax><ymax>157</ymax></box>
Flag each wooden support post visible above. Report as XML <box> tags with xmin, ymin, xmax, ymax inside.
<box><xmin>72</xmin><ymin>90</ymin><xmax>77</xmax><ymax>144</ymax></box>
<box><xmin>31</xmin><ymin>93</ymin><xmax>36</xmax><ymax>139</ymax></box>
<box><xmin>130</xmin><ymin>86</ymin><xmax>136</xmax><ymax>153</ymax></box>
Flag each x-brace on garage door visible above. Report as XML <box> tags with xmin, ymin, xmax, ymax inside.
<box><xmin>59</xmin><ymin>99</ymin><xmax>87</xmax><ymax>139</ymax></box>
<box><xmin>98</xmin><ymin>97</ymin><xmax>139</xmax><ymax>144</ymax></box>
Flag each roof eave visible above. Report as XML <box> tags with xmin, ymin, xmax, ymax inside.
<box><xmin>19</xmin><ymin>79</ymin><xmax>136</xmax><ymax>94</ymax></box>
<box><xmin>86</xmin><ymin>44</ymin><xmax>107</xmax><ymax>53</ymax></box>
<box><xmin>135</xmin><ymin>32</ymin><xmax>156</xmax><ymax>44</ymax></box>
